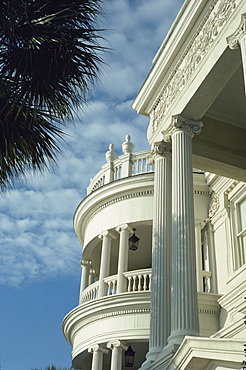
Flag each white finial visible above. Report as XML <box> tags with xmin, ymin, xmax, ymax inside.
<box><xmin>105</xmin><ymin>143</ymin><xmax>117</xmax><ymax>162</ymax></box>
<box><xmin>122</xmin><ymin>135</ymin><xmax>134</xmax><ymax>154</ymax></box>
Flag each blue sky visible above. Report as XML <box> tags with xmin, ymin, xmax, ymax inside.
<box><xmin>0</xmin><ymin>1</ymin><xmax>184</xmax><ymax>369</ymax></box>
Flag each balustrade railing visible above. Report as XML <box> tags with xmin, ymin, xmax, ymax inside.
<box><xmin>124</xmin><ymin>269</ymin><xmax>152</xmax><ymax>292</ymax></box>
<box><xmin>80</xmin><ymin>280</ymin><xmax>99</xmax><ymax>304</ymax></box>
<box><xmin>79</xmin><ymin>267</ymin><xmax>212</xmax><ymax>305</ymax></box>
<box><xmin>79</xmin><ymin>268</ymin><xmax>152</xmax><ymax>304</ymax></box>
<box><xmin>87</xmin><ymin>150</ymin><xmax>154</xmax><ymax>194</ymax></box>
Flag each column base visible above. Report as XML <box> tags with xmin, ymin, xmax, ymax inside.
<box><xmin>139</xmin><ymin>346</ymin><xmax>163</xmax><ymax>368</ymax></box>
<box><xmin>168</xmin><ymin>329</ymin><xmax>199</xmax><ymax>347</ymax></box>
<box><xmin>139</xmin><ymin>343</ymin><xmax>179</xmax><ymax>370</ymax></box>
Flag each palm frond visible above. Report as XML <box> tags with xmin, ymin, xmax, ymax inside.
<box><xmin>0</xmin><ymin>0</ymin><xmax>106</xmax><ymax>189</ymax></box>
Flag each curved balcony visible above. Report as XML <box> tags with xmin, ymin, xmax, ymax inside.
<box><xmin>80</xmin><ymin>268</ymin><xmax>152</xmax><ymax>304</ymax></box>
<box><xmin>63</xmin><ymin>266</ymin><xmax>220</xmax><ymax>369</ymax></box>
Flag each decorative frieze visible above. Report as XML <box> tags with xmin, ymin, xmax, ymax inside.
<box><xmin>150</xmin><ymin>0</ymin><xmax>237</xmax><ymax>133</ymax></box>
<box><xmin>208</xmin><ymin>192</ymin><xmax>220</xmax><ymax>218</ymax></box>
<box><xmin>78</xmin><ymin>308</ymin><xmax>151</xmax><ymax>329</ymax></box>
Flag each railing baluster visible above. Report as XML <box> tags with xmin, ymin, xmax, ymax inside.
<box><xmin>138</xmin><ymin>275</ymin><xmax>142</xmax><ymax>291</ymax></box>
<box><xmin>112</xmin><ymin>279</ymin><xmax>116</xmax><ymax>294</ymax></box>
<box><xmin>143</xmin><ymin>274</ymin><xmax>147</xmax><ymax>291</ymax></box>
<box><xmin>128</xmin><ymin>276</ymin><xmax>131</xmax><ymax>292</ymax></box>
<box><xmin>133</xmin><ymin>275</ymin><xmax>137</xmax><ymax>291</ymax></box>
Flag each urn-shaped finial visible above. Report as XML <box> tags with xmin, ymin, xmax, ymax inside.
<box><xmin>105</xmin><ymin>143</ymin><xmax>117</xmax><ymax>162</ymax></box>
<box><xmin>122</xmin><ymin>135</ymin><xmax>134</xmax><ymax>154</ymax></box>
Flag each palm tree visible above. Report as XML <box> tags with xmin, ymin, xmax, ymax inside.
<box><xmin>0</xmin><ymin>0</ymin><xmax>105</xmax><ymax>190</ymax></box>
<box><xmin>32</xmin><ymin>366</ymin><xmax>70</xmax><ymax>370</ymax></box>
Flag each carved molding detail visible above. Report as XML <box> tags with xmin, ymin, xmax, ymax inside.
<box><xmin>209</xmin><ymin>192</ymin><xmax>220</xmax><ymax>218</ymax></box>
<box><xmin>147</xmin><ymin>141</ymin><xmax>172</xmax><ymax>165</ymax></box>
<box><xmin>88</xmin><ymin>344</ymin><xmax>109</xmax><ymax>354</ymax></box>
<box><xmin>107</xmin><ymin>340</ymin><xmax>128</xmax><ymax>350</ymax></box>
<box><xmin>98</xmin><ymin>230</ymin><xmax>117</xmax><ymax>240</ymax></box>
<box><xmin>150</xmin><ymin>0</ymin><xmax>237</xmax><ymax>133</ymax></box>
<box><xmin>227</xmin><ymin>13</ymin><xmax>246</xmax><ymax>49</ymax></box>
<box><xmin>77</xmin><ymin>308</ymin><xmax>151</xmax><ymax>330</ymax></box>
<box><xmin>163</xmin><ymin>115</ymin><xmax>203</xmax><ymax>141</ymax></box>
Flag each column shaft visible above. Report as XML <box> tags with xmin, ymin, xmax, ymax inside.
<box><xmin>98</xmin><ymin>231</ymin><xmax>115</xmax><ymax>298</ymax></box>
<box><xmin>107</xmin><ymin>340</ymin><xmax>127</xmax><ymax>370</ymax></box>
<box><xmin>80</xmin><ymin>260</ymin><xmax>91</xmax><ymax>292</ymax></box>
<box><xmin>147</xmin><ymin>142</ymin><xmax>172</xmax><ymax>362</ymax></box>
<box><xmin>111</xmin><ymin>346</ymin><xmax>122</xmax><ymax>370</ymax></box>
<box><xmin>168</xmin><ymin>126</ymin><xmax>199</xmax><ymax>345</ymax></box>
<box><xmin>117</xmin><ymin>225</ymin><xmax>130</xmax><ymax>293</ymax></box>
<box><xmin>88</xmin><ymin>344</ymin><xmax>108</xmax><ymax>370</ymax></box>
<box><xmin>91</xmin><ymin>350</ymin><xmax>102</xmax><ymax>370</ymax></box>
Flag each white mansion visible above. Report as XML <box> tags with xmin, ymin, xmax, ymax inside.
<box><xmin>62</xmin><ymin>0</ymin><xmax>246</xmax><ymax>369</ymax></box>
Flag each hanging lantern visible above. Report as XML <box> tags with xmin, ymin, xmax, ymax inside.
<box><xmin>129</xmin><ymin>228</ymin><xmax>140</xmax><ymax>251</ymax></box>
<box><xmin>124</xmin><ymin>345</ymin><xmax>135</xmax><ymax>367</ymax></box>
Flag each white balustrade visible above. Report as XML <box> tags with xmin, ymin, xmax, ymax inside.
<box><xmin>87</xmin><ymin>150</ymin><xmax>154</xmax><ymax>194</ymax></box>
<box><xmin>104</xmin><ymin>274</ymin><xmax>118</xmax><ymax>295</ymax></box>
<box><xmin>124</xmin><ymin>269</ymin><xmax>152</xmax><ymax>293</ymax></box>
<box><xmin>79</xmin><ymin>269</ymin><xmax>152</xmax><ymax>304</ymax></box>
<box><xmin>132</xmin><ymin>153</ymin><xmax>155</xmax><ymax>175</ymax></box>
<box><xmin>80</xmin><ymin>281</ymin><xmax>99</xmax><ymax>304</ymax></box>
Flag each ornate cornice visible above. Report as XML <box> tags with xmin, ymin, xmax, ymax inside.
<box><xmin>163</xmin><ymin>115</ymin><xmax>203</xmax><ymax>141</ymax></box>
<box><xmin>147</xmin><ymin>141</ymin><xmax>172</xmax><ymax>165</ymax></box>
<box><xmin>150</xmin><ymin>0</ymin><xmax>237</xmax><ymax>134</ymax></box>
<box><xmin>76</xmin><ymin>308</ymin><xmax>151</xmax><ymax>331</ymax></box>
<box><xmin>227</xmin><ymin>13</ymin><xmax>246</xmax><ymax>49</ymax></box>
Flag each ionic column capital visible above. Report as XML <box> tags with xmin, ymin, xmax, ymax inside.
<box><xmin>80</xmin><ymin>259</ymin><xmax>92</xmax><ymax>268</ymax></box>
<box><xmin>227</xmin><ymin>13</ymin><xmax>246</xmax><ymax>49</ymax></box>
<box><xmin>107</xmin><ymin>340</ymin><xmax>128</xmax><ymax>351</ymax></box>
<box><xmin>88</xmin><ymin>344</ymin><xmax>109</xmax><ymax>355</ymax></box>
<box><xmin>163</xmin><ymin>114</ymin><xmax>203</xmax><ymax>141</ymax></box>
<box><xmin>147</xmin><ymin>141</ymin><xmax>172</xmax><ymax>165</ymax></box>
<box><xmin>98</xmin><ymin>230</ymin><xmax>117</xmax><ymax>240</ymax></box>
<box><xmin>116</xmin><ymin>224</ymin><xmax>132</xmax><ymax>234</ymax></box>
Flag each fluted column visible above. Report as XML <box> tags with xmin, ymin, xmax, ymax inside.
<box><xmin>144</xmin><ymin>141</ymin><xmax>172</xmax><ymax>365</ymax></box>
<box><xmin>107</xmin><ymin>340</ymin><xmax>128</xmax><ymax>370</ymax></box>
<box><xmin>195</xmin><ymin>222</ymin><xmax>204</xmax><ymax>292</ymax></box>
<box><xmin>116</xmin><ymin>224</ymin><xmax>131</xmax><ymax>293</ymax></box>
<box><xmin>88</xmin><ymin>344</ymin><xmax>109</xmax><ymax>370</ymax></box>
<box><xmin>164</xmin><ymin>115</ymin><xmax>203</xmax><ymax>346</ymax></box>
<box><xmin>98</xmin><ymin>231</ymin><xmax>116</xmax><ymax>298</ymax></box>
<box><xmin>80</xmin><ymin>259</ymin><xmax>92</xmax><ymax>293</ymax></box>
<box><xmin>227</xmin><ymin>14</ymin><xmax>246</xmax><ymax>95</ymax></box>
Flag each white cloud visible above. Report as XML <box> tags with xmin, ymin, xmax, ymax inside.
<box><xmin>0</xmin><ymin>0</ymin><xmax>184</xmax><ymax>288</ymax></box>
